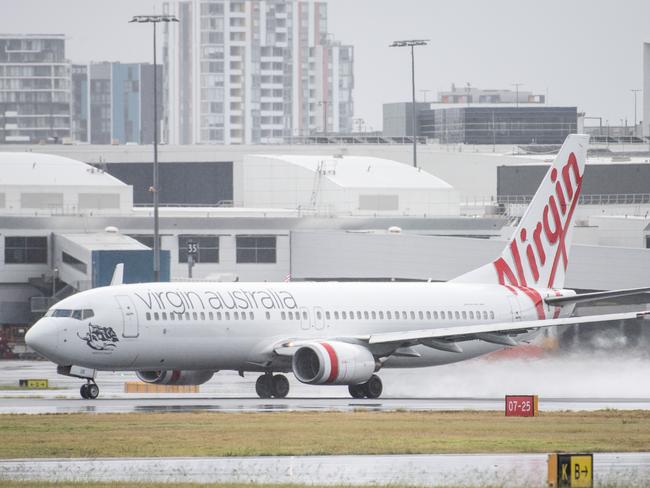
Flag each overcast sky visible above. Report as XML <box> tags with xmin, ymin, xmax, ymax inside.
<box><xmin>2</xmin><ymin>0</ymin><xmax>649</xmax><ymax>130</ymax></box>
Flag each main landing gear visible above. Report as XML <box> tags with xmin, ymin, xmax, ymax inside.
<box><xmin>348</xmin><ymin>374</ymin><xmax>383</xmax><ymax>399</ymax></box>
<box><xmin>255</xmin><ymin>373</ymin><xmax>290</xmax><ymax>399</ymax></box>
<box><xmin>80</xmin><ymin>380</ymin><xmax>99</xmax><ymax>400</ymax></box>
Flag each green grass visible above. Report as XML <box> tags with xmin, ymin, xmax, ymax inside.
<box><xmin>0</xmin><ymin>410</ymin><xmax>649</xmax><ymax>458</ymax></box>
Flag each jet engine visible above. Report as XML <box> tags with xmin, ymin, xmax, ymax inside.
<box><xmin>292</xmin><ymin>341</ymin><xmax>376</xmax><ymax>385</ymax></box>
<box><xmin>136</xmin><ymin>370</ymin><xmax>214</xmax><ymax>385</ymax></box>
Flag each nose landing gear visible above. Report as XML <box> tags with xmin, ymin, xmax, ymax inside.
<box><xmin>80</xmin><ymin>381</ymin><xmax>99</xmax><ymax>400</ymax></box>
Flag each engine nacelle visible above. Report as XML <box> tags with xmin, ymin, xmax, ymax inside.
<box><xmin>136</xmin><ymin>370</ymin><xmax>214</xmax><ymax>385</ymax></box>
<box><xmin>292</xmin><ymin>341</ymin><xmax>376</xmax><ymax>385</ymax></box>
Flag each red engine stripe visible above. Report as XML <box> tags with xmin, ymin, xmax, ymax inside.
<box><xmin>321</xmin><ymin>342</ymin><xmax>339</xmax><ymax>384</ymax></box>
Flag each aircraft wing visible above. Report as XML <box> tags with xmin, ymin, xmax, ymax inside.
<box><xmin>545</xmin><ymin>287</ymin><xmax>650</xmax><ymax>306</ymax></box>
<box><xmin>367</xmin><ymin>310</ymin><xmax>650</xmax><ymax>346</ymax></box>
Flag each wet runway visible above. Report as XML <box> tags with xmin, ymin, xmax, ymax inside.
<box><xmin>2</xmin><ymin>453</ymin><xmax>650</xmax><ymax>487</ymax></box>
<box><xmin>3</xmin><ymin>358</ymin><xmax>650</xmax><ymax>413</ymax></box>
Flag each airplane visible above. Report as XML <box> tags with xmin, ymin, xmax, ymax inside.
<box><xmin>25</xmin><ymin>134</ymin><xmax>650</xmax><ymax>400</ymax></box>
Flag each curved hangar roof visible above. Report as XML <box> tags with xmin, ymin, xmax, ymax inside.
<box><xmin>0</xmin><ymin>152</ymin><xmax>127</xmax><ymax>187</ymax></box>
<box><xmin>260</xmin><ymin>154</ymin><xmax>454</xmax><ymax>190</ymax></box>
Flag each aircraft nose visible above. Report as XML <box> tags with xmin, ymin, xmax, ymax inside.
<box><xmin>25</xmin><ymin>319</ymin><xmax>58</xmax><ymax>359</ymax></box>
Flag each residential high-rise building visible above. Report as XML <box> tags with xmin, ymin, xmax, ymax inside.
<box><xmin>162</xmin><ymin>0</ymin><xmax>354</xmax><ymax>144</ymax></box>
<box><xmin>70</xmin><ymin>62</ymin><xmax>162</xmax><ymax>144</ymax></box>
<box><xmin>0</xmin><ymin>34</ymin><xmax>71</xmax><ymax>144</ymax></box>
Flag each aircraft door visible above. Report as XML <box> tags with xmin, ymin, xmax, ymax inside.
<box><xmin>313</xmin><ymin>307</ymin><xmax>324</xmax><ymax>330</ymax></box>
<box><xmin>299</xmin><ymin>307</ymin><xmax>310</xmax><ymax>331</ymax></box>
<box><xmin>508</xmin><ymin>296</ymin><xmax>522</xmax><ymax>321</ymax></box>
<box><xmin>116</xmin><ymin>295</ymin><xmax>139</xmax><ymax>338</ymax></box>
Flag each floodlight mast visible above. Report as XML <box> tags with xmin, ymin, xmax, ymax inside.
<box><xmin>390</xmin><ymin>39</ymin><xmax>429</xmax><ymax>168</ymax></box>
<box><xmin>129</xmin><ymin>14</ymin><xmax>179</xmax><ymax>282</ymax></box>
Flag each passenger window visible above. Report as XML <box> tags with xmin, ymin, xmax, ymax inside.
<box><xmin>350</xmin><ymin>310</ymin><xmax>354</xmax><ymax>318</ymax></box>
<box><xmin>476</xmin><ymin>310</ymin><xmax>481</xmax><ymax>319</ymax></box>
<box><xmin>266</xmin><ymin>311</ymin><xmax>271</xmax><ymax>320</ymax></box>
<box><xmin>455</xmin><ymin>311</ymin><xmax>460</xmax><ymax>319</ymax></box>
<box><xmin>288</xmin><ymin>311</ymin><xmax>293</xmax><ymax>320</ymax></box>
<box><xmin>440</xmin><ymin>311</ymin><xmax>445</xmax><ymax>319</ymax></box>
<box><xmin>154</xmin><ymin>312</ymin><xmax>159</xmax><ymax>320</ymax></box>
<box><xmin>334</xmin><ymin>311</ymin><xmax>339</xmax><ymax>319</ymax></box>
<box><xmin>185</xmin><ymin>313</ymin><xmax>190</xmax><ymax>320</ymax></box>
<box><xmin>378</xmin><ymin>311</ymin><xmax>383</xmax><ymax>319</ymax></box>
<box><xmin>469</xmin><ymin>311</ymin><xmax>474</xmax><ymax>319</ymax></box>
<box><xmin>325</xmin><ymin>311</ymin><xmax>331</xmax><ymax>320</ymax></box>
<box><xmin>462</xmin><ymin>311</ymin><xmax>467</xmax><ymax>320</ymax></box>
<box><xmin>162</xmin><ymin>312</ymin><xmax>167</xmax><ymax>320</ymax></box>
<box><xmin>209</xmin><ymin>312</ymin><xmax>213</xmax><ymax>320</ymax></box>
<box><xmin>448</xmin><ymin>311</ymin><xmax>453</xmax><ymax>319</ymax></box>
<box><xmin>356</xmin><ymin>311</ymin><xmax>362</xmax><ymax>319</ymax></box>
<box><xmin>426</xmin><ymin>311</ymin><xmax>431</xmax><ymax>320</ymax></box>
<box><xmin>170</xmin><ymin>313</ymin><xmax>175</xmax><ymax>321</ymax></box>
<box><xmin>371</xmin><ymin>311</ymin><xmax>376</xmax><ymax>320</ymax></box>
<box><xmin>364</xmin><ymin>311</ymin><xmax>369</xmax><ymax>320</ymax></box>
<box><xmin>198</xmin><ymin>312</ymin><xmax>204</xmax><ymax>320</ymax></box>
<box><xmin>234</xmin><ymin>312</ymin><xmax>239</xmax><ymax>320</ymax></box>
<box><xmin>410</xmin><ymin>311</ymin><xmax>415</xmax><ymax>320</ymax></box>
<box><xmin>386</xmin><ymin>311</ymin><xmax>391</xmax><ymax>319</ymax></box>
<box><xmin>217</xmin><ymin>312</ymin><xmax>222</xmax><ymax>320</ymax></box>
<box><xmin>303</xmin><ymin>311</ymin><xmax>308</xmax><ymax>320</ymax></box>
<box><xmin>192</xmin><ymin>312</ymin><xmax>198</xmax><ymax>320</ymax></box>
<box><xmin>342</xmin><ymin>311</ymin><xmax>347</xmax><ymax>319</ymax></box>
<box><xmin>402</xmin><ymin>311</ymin><xmax>407</xmax><ymax>320</ymax></box>
<box><xmin>433</xmin><ymin>311</ymin><xmax>439</xmax><ymax>319</ymax></box>
<box><xmin>483</xmin><ymin>311</ymin><xmax>488</xmax><ymax>320</ymax></box>
<box><xmin>225</xmin><ymin>312</ymin><xmax>230</xmax><ymax>320</ymax></box>
<box><xmin>317</xmin><ymin>311</ymin><xmax>322</xmax><ymax>319</ymax></box>
<box><xmin>249</xmin><ymin>312</ymin><xmax>254</xmax><ymax>320</ymax></box>
<box><xmin>418</xmin><ymin>311</ymin><xmax>423</xmax><ymax>320</ymax></box>
<box><xmin>490</xmin><ymin>311</ymin><xmax>495</xmax><ymax>319</ymax></box>
<box><xmin>281</xmin><ymin>311</ymin><xmax>286</xmax><ymax>320</ymax></box>
<box><xmin>146</xmin><ymin>312</ymin><xmax>151</xmax><ymax>321</ymax></box>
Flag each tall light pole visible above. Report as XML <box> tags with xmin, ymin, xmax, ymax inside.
<box><xmin>130</xmin><ymin>14</ymin><xmax>178</xmax><ymax>282</ymax></box>
<box><xmin>631</xmin><ymin>88</ymin><xmax>641</xmax><ymax>137</ymax></box>
<box><xmin>390</xmin><ymin>39</ymin><xmax>429</xmax><ymax>168</ymax></box>
<box><xmin>512</xmin><ymin>83</ymin><xmax>523</xmax><ymax>108</ymax></box>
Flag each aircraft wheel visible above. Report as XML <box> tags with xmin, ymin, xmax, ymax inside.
<box><xmin>272</xmin><ymin>374</ymin><xmax>290</xmax><ymax>398</ymax></box>
<box><xmin>348</xmin><ymin>384</ymin><xmax>366</xmax><ymax>399</ymax></box>
<box><xmin>87</xmin><ymin>383</ymin><xmax>99</xmax><ymax>399</ymax></box>
<box><xmin>362</xmin><ymin>375</ymin><xmax>383</xmax><ymax>399</ymax></box>
<box><xmin>80</xmin><ymin>384</ymin><xmax>89</xmax><ymax>399</ymax></box>
<box><xmin>255</xmin><ymin>374</ymin><xmax>273</xmax><ymax>399</ymax></box>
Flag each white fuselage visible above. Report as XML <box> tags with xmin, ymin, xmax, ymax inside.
<box><xmin>27</xmin><ymin>281</ymin><xmax>572</xmax><ymax>372</ymax></box>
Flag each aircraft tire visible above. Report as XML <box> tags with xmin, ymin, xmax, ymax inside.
<box><xmin>348</xmin><ymin>384</ymin><xmax>366</xmax><ymax>399</ymax></box>
<box><xmin>363</xmin><ymin>375</ymin><xmax>383</xmax><ymax>399</ymax></box>
<box><xmin>87</xmin><ymin>383</ymin><xmax>99</xmax><ymax>399</ymax></box>
<box><xmin>80</xmin><ymin>384</ymin><xmax>89</xmax><ymax>399</ymax></box>
<box><xmin>272</xmin><ymin>374</ymin><xmax>289</xmax><ymax>398</ymax></box>
<box><xmin>255</xmin><ymin>374</ymin><xmax>273</xmax><ymax>399</ymax></box>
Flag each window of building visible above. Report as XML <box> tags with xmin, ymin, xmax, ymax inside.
<box><xmin>5</xmin><ymin>236</ymin><xmax>47</xmax><ymax>264</ymax></box>
<box><xmin>178</xmin><ymin>235</ymin><xmax>219</xmax><ymax>263</ymax></box>
<box><xmin>236</xmin><ymin>235</ymin><xmax>277</xmax><ymax>263</ymax></box>
<box><xmin>62</xmin><ymin>251</ymin><xmax>87</xmax><ymax>274</ymax></box>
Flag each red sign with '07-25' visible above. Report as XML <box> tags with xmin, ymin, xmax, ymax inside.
<box><xmin>505</xmin><ymin>395</ymin><xmax>539</xmax><ymax>417</ymax></box>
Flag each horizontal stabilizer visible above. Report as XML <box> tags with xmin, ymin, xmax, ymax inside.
<box><xmin>545</xmin><ymin>286</ymin><xmax>650</xmax><ymax>306</ymax></box>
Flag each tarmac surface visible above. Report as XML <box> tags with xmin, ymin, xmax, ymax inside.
<box><xmin>3</xmin><ymin>357</ymin><xmax>650</xmax><ymax>413</ymax></box>
<box><xmin>2</xmin><ymin>453</ymin><xmax>650</xmax><ymax>487</ymax></box>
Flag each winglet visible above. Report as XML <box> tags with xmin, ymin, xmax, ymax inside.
<box><xmin>110</xmin><ymin>263</ymin><xmax>124</xmax><ymax>286</ymax></box>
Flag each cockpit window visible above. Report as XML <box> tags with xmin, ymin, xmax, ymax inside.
<box><xmin>48</xmin><ymin>308</ymin><xmax>95</xmax><ymax>320</ymax></box>
<box><xmin>52</xmin><ymin>309</ymin><xmax>73</xmax><ymax>318</ymax></box>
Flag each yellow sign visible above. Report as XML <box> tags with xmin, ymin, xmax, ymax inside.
<box><xmin>19</xmin><ymin>379</ymin><xmax>48</xmax><ymax>389</ymax></box>
<box><xmin>548</xmin><ymin>453</ymin><xmax>593</xmax><ymax>488</ymax></box>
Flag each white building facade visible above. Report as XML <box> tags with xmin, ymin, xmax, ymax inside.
<box><xmin>163</xmin><ymin>0</ymin><xmax>354</xmax><ymax>145</ymax></box>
